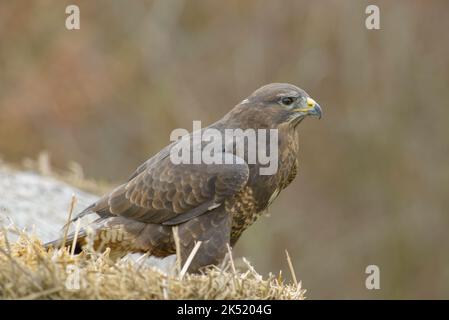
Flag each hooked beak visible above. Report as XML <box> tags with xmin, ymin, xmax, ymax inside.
<box><xmin>296</xmin><ymin>97</ymin><xmax>322</xmax><ymax>119</ymax></box>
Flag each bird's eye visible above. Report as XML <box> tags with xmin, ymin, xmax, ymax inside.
<box><xmin>281</xmin><ymin>97</ymin><xmax>295</xmax><ymax>106</ymax></box>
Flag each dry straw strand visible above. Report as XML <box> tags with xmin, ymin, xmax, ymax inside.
<box><xmin>0</xmin><ymin>229</ymin><xmax>305</xmax><ymax>300</ymax></box>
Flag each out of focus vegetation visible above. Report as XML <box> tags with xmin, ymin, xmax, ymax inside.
<box><xmin>0</xmin><ymin>1</ymin><xmax>448</xmax><ymax>298</ymax></box>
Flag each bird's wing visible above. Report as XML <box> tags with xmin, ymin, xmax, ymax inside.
<box><xmin>74</xmin><ymin>153</ymin><xmax>249</xmax><ymax>226</ymax></box>
<box><xmin>126</xmin><ymin>143</ymin><xmax>173</xmax><ymax>181</ymax></box>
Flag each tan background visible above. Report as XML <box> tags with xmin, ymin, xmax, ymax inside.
<box><xmin>0</xmin><ymin>0</ymin><xmax>448</xmax><ymax>298</ymax></box>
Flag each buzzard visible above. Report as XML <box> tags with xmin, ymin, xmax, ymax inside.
<box><xmin>46</xmin><ymin>83</ymin><xmax>322</xmax><ymax>272</ymax></box>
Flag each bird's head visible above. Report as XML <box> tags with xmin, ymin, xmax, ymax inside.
<box><xmin>237</xmin><ymin>83</ymin><xmax>322</xmax><ymax>128</ymax></box>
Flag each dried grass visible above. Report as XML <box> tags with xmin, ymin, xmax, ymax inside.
<box><xmin>21</xmin><ymin>152</ymin><xmax>110</xmax><ymax>195</ymax></box>
<box><xmin>0</xmin><ymin>156</ymin><xmax>305</xmax><ymax>299</ymax></box>
<box><xmin>0</xmin><ymin>228</ymin><xmax>305</xmax><ymax>300</ymax></box>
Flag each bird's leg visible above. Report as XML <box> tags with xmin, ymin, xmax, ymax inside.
<box><xmin>177</xmin><ymin>209</ymin><xmax>231</xmax><ymax>273</ymax></box>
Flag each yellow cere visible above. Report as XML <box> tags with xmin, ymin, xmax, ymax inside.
<box><xmin>306</xmin><ymin>97</ymin><xmax>316</xmax><ymax>107</ymax></box>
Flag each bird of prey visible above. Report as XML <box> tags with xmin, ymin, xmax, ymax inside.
<box><xmin>46</xmin><ymin>83</ymin><xmax>322</xmax><ymax>272</ymax></box>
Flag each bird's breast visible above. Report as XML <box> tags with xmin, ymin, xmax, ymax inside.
<box><xmin>225</xmin><ymin>186</ymin><xmax>259</xmax><ymax>243</ymax></box>
<box><xmin>227</xmin><ymin>126</ymin><xmax>301</xmax><ymax>244</ymax></box>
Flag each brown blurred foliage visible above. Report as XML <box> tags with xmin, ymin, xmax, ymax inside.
<box><xmin>0</xmin><ymin>0</ymin><xmax>448</xmax><ymax>298</ymax></box>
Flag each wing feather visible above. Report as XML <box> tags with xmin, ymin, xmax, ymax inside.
<box><xmin>75</xmin><ymin>151</ymin><xmax>249</xmax><ymax>226</ymax></box>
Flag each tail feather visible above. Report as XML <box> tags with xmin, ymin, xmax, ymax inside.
<box><xmin>44</xmin><ymin>228</ymin><xmax>87</xmax><ymax>254</ymax></box>
<box><xmin>68</xmin><ymin>204</ymin><xmax>96</xmax><ymax>225</ymax></box>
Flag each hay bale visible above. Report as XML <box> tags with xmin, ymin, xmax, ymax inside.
<box><xmin>0</xmin><ymin>231</ymin><xmax>305</xmax><ymax>299</ymax></box>
<box><xmin>0</xmin><ymin>161</ymin><xmax>305</xmax><ymax>299</ymax></box>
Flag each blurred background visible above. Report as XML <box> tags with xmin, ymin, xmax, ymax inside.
<box><xmin>1</xmin><ymin>0</ymin><xmax>448</xmax><ymax>298</ymax></box>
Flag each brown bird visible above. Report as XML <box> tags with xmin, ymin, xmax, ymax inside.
<box><xmin>46</xmin><ymin>83</ymin><xmax>322</xmax><ymax>272</ymax></box>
